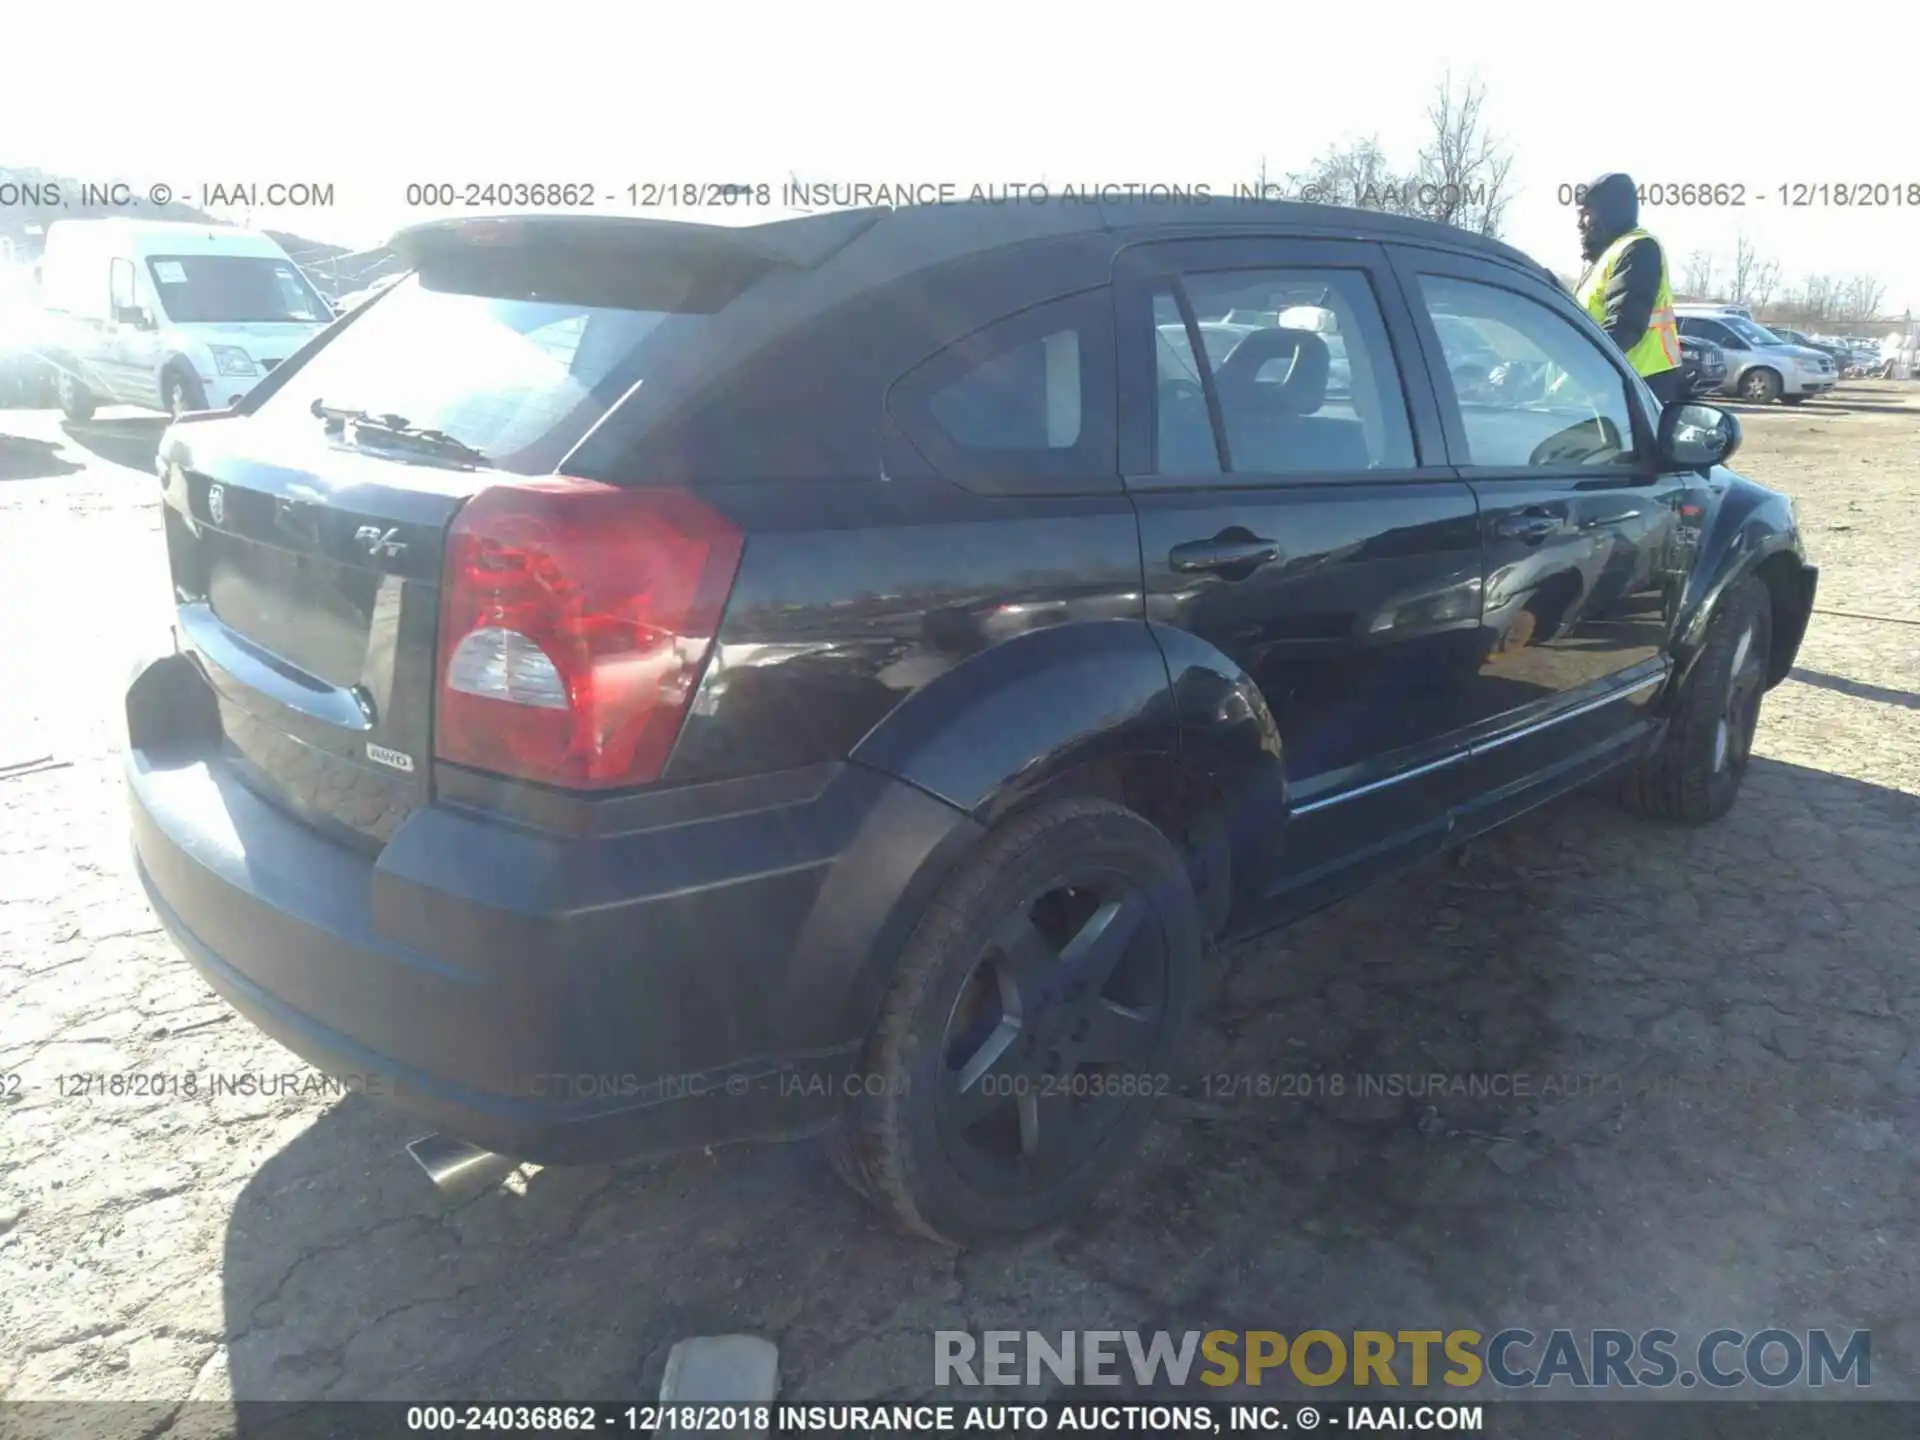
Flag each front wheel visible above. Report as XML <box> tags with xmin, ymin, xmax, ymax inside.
<box><xmin>1619</xmin><ymin>575</ymin><xmax>1773</xmax><ymax>823</ymax></box>
<box><xmin>1737</xmin><ymin>367</ymin><xmax>1782</xmax><ymax>403</ymax></box>
<box><xmin>165</xmin><ymin>369</ymin><xmax>208</xmax><ymax>419</ymax></box>
<box><xmin>832</xmin><ymin>796</ymin><xmax>1202</xmax><ymax>1245</ymax></box>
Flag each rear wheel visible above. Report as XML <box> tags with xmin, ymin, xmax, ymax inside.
<box><xmin>832</xmin><ymin>796</ymin><xmax>1201</xmax><ymax>1245</ymax></box>
<box><xmin>1737</xmin><ymin>367</ymin><xmax>1782</xmax><ymax>403</ymax></box>
<box><xmin>1620</xmin><ymin>576</ymin><xmax>1772</xmax><ymax>823</ymax></box>
<box><xmin>56</xmin><ymin>369</ymin><xmax>95</xmax><ymax>423</ymax></box>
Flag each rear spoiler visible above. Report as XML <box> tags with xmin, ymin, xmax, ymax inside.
<box><xmin>389</xmin><ymin>208</ymin><xmax>889</xmax><ymax>273</ymax></box>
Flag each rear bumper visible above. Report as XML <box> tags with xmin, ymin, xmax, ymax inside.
<box><xmin>127</xmin><ymin>655</ymin><xmax>980</xmax><ymax>1164</ymax></box>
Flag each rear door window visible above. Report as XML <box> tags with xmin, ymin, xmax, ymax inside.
<box><xmin>1151</xmin><ymin>267</ymin><xmax>1415</xmax><ymax>476</ymax></box>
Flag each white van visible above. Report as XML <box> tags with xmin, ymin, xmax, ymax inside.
<box><xmin>37</xmin><ymin>219</ymin><xmax>334</xmax><ymax>420</ymax></box>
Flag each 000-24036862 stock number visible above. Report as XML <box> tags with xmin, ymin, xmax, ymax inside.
<box><xmin>402</xmin><ymin>182</ymin><xmax>775</xmax><ymax>208</ymax></box>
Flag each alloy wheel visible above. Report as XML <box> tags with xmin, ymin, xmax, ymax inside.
<box><xmin>1713</xmin><ymin>623</ymin><xmax>1765</xmax><ymax>773</ymax></box>
<box><xmin>937</xmin><ymin>872</ymin><xmax>1169</xmax><ymax>1189</ymax></box>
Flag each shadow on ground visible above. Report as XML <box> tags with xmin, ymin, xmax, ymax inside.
<box><xmin>0</xmin><ymin>435</ymin><xmax>84</xmax><ymax>482</ymax></box>
<box><xmin>1714</xmin><ymin>384</ymin><xmax>1918</xmax><ymax>420</ymax></box>
<box><xmin>218</xmin><ymin>756</ymin><xmax>1920</xmax><ymax>1415</ymax></box>
<box><xmin>57</xmin><ymin>416</ymin><xmax>167</xmax><ymax>476</ymax></box>
<box><xmin>1790</xmin><ymin>667</ymin><xmax>1920</xmax><ymax>710</ymax></box>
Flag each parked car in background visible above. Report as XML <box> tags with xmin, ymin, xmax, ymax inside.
<box><xmin>126</xmin><ymin>203</ymin><xmax>1816</xmax><ymax>1244</ymax></box>
<box><xmin>1767</xmin><ymin>327</ymin><xmax>1851</xmax><ymax>372</ymax></box>
<box><xmin>37</xmin><ymin>219</ymin><xmax>335</xmax><ymax>421</ymax></box>
<box><xmin>1678</xmin><ymin>332</ymin><xmax>1728</xmax><ymax>399</ymax></box>
<box><xmin>1843</xmin><ymin>339</ymin><xmax>1881</xmax><ymax>372</ymax></box>
<box><xmin>1674</xmin><ymin>305</ymin><xmax>1836</xmax><ymax>404</ymax></box>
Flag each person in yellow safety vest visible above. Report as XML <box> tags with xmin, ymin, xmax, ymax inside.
<box><xmin>1574</xmin><ymin>172</ymin><xmax>1684</xmax><ymax>406</ymax></box>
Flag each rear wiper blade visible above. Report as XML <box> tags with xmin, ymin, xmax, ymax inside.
<box><xmin>310</xmin><ymin>398</ymin><xmax>488</xmax><ymax>466</ymax></box>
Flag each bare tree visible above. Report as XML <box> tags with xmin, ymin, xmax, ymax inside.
<box><xmin>1412</xmin><ymin>72</ymin><xmax>1515</xmax><ymax>237</ymax></box>
<box><xmin>1791</xmin><ymin>275</ymin><xmax>1846</xmax><ymax>324</ymax></box>
<box><xmin>1841</xmin><ymin>273</ymin><xmax>1887</xmax><ymax>323</ymax></box>
<box><xmin>1285</xmin><ymin>136</ymin><xmax>1418</xmax><ymax>214</ymax></box>
<box><xmin>1679</xmin><ymin>249</ymin><xmax>1716</xmax><ymax>299</ymax></box>
<box><xmin>1288</xmin><ymin>74</ymin><xmax>1515</xmax><ymax>238</ymax></box>
<box><xmin>1729</xmin><ymin>236</ymin><xmax>1761</xmax><ymax>306</ymax></box>
<box><xmin>1750</xmin><ymin>258</ymin><xmax>1782</xmax><ymax>312</ymax></box>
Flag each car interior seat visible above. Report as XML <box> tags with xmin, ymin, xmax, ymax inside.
<box><xmin>1210</xmin><ymin>328</ymin><xmax>1369</xmax><ymax>472</ymax></box>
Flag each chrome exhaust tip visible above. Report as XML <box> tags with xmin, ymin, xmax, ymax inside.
<box><xmin>406</xmin><ymin>1133</ymin><xmax>518</xmax><ymax>1196</ymax></box>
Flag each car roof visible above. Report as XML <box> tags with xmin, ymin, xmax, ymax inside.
<box><xmin>393</xmin><ymin>198</ymin><xmax>1551</xmax><ymax>280</ymax></box>
<box><xmin>51</xmin><ymin>217</ymin><xmax>292</xmax><ymax>257</ymax></box>
<box><xmin>395</xmin><ymin>202</ymin><xmax>1559</xmax><ymax>441</ymax></box>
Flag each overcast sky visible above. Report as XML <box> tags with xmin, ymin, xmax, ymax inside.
<box><xmin>6</xmin><ymin>0</ymin><xmax>1916</xmax><ymax>314</ymax></box>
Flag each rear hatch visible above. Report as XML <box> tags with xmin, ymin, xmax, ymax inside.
<box><xmin>156</xmin><ymin>215</ymin><xmax>859</xmax><ymax>846</ymax></box>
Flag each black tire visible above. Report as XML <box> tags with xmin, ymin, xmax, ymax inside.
<box><xmin>832</xmin><ymin>796</ymin><xmax>1201</xmax><ymax>1245</ymax></box>
<box><xmin>1620</xmin><ymin>576</ymin><xmax>1772</xmax><ymax>824</ymax></box>
<box><xmin>165</xmin><ymin>368</ymin><xmax>208</xmax><ymax>420</ymax></box>
<box><xmin>56</xmin><ymin>369</ymin><xmax>95</xmax><ymax>423</ymax></box>
<box><xmin>1737</xmin><ymin>367</ymin><xmax>1782</xmax><ymax>404</ymax></box>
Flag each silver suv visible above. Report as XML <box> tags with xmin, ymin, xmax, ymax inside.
<box><xmin>1674</xmin><ymin>306</ymin><xmax>1836</xmax><ymax>404</ymax></box>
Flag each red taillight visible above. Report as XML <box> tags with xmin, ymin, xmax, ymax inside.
<box><xmin>434</xmin><ymin>478</ymin><xmax>743</xmax><ymax>789</ymax></box>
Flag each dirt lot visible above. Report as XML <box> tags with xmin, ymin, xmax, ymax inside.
<box><xmin>2</xmin><ymin>385</ymin><xmax>1916</xmax><ymax>1424</ymax></box>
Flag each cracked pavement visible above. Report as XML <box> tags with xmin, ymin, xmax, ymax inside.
<box><xmin>1</xmin><ymin>388</ymin><xmax>1916</xmax><ymax>1425</ymax></box>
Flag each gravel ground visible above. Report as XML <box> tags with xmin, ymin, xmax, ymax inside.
<box><xmin>1</xmin><ymin>387</ymin><xmax>1915</xmax><ymax>1426</ymax></box>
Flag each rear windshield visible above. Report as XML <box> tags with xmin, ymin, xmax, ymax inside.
<box><xmin>255</xmin><ymin>274</ymin><xmax>719</xmax><ymax>474</ymax></box>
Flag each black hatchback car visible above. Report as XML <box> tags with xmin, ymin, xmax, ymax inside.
<box><xmin>128</xmin><ymin>201</ymin><xmax>1816</xmax><ymax>1244</ymax></box>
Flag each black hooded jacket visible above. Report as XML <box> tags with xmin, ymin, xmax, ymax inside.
<box><xmin>1578</xmin><ymin>172</ymin><xmax>1666</xmax><ymax>355</ymax></box>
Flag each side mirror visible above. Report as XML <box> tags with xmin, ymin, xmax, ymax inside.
<box><xmin>1658</xmin><ymin>401</ymin><xmax>1740</xmax><ymax>471</ymax></box>
<box><xmin>115</xmin><ymin>305</ymin><xmax>152</xmax><ymax>329</ymax></box>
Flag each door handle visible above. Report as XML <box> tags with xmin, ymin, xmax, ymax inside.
<box><xmin>1578</xmin><ymin>509</ymin><xmax>1644</xmax><ymax>529</ymax></box>
<box><xmin>1169</xmin><ymin>535</ymin><xmax>1281</xmax><ymax>575</ymax></box>
<box><xmin>1493</xmin><ymin>511</ymin><xmax>1560</xmax><ymax>543</ymax></box>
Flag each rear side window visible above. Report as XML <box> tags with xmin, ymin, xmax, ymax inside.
<box><xmin>1680</xmin><ymin>317</ymin><xmax>1736</xmax><ymax>348</ymax></box>
<box><xmin>927</xmin><ymin>328</ymin><xmax>1082</xmax><ymax>450</ymax></box>
<box><xmin>890</xmin><ymin>289</ymin><xmax>1116</xmax><ymax>488</ymax></box>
